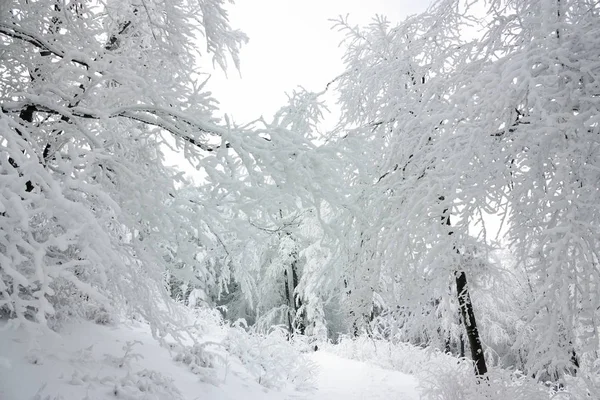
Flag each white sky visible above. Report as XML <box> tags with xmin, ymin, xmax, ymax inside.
<box><xmin>205</xmin><ymin>0</ymin><xmax>431</xmax><ymax>124</ymax></box>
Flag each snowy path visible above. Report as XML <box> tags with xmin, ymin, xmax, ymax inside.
<box><xmin>301</xmin><ymin>352</ymin><xmax>420</xmax><ymax>400</ymax></box>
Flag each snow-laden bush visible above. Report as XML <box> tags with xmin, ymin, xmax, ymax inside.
<box><xmin>418</xmin><ymin>358</ymin><xmax>550</xmax><ymax>400</ymax></box>
<box><xmin>224</xmin><ymin>321</ymin><xmax>317</xmax><ymax>390</ymax></box>
<box><xmin>172</xmin><ymin>341</ymin><xmax>225</xmax><ymax>384</ymax></box>
<box><xmin>321</xmin><ymin>334</ymin><xmax>456</xmax><ymax>375</ymax></box>
<box><xmin>166</xmin><ymin>307</ymin><xmax>316</xmax><ymax>390</ymax></box>
<box><xmin>323</xmin><ymin>334</ymin><xmax>555</xmax><ymax>400</ymax></box>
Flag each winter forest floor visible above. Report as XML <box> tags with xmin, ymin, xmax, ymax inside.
<box><xmin>0</xmin><ymin>317</ymin><xmax>420</xmax><ymax>400</ymax></box>
<box><xmin>309</xmin><ymin>352</ymin><xmax>419</xmax><ymax>400</ymax></box>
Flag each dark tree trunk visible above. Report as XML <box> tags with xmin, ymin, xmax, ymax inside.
<box><xmin>291</xmin><ymin>257</ymin><xmax>305</xmax><ymax>335</ymax></box>
<box><xmin>283</xmin><ymin>235</ymin><xmax>304</xmax><ymax>336</ymax></box>
<box><xmin>455</xmin><ymin>270</ymin><xmax>487</xmax><ymax>376</ymax></box>
<box><xmin>284</xmin><ymin>265</ymin><xmax>294</xmax><ymax>333</ymax></box>
<box><xmin>441</xmin><ymin>201</ymin><xmax>487</xmax><ymax>376</ymax></box>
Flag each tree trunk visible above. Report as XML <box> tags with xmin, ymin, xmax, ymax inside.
<box><xmin>284</xmin><ymin>265</ymin><xmax>295</xmax><ymax>333</ymax></box>
<box><xmin>455</xmin><ymin>270</ymin><xmax>487</xmax><ymax>376</ymax></box>
<box><xmin>441</xmin><ymin>202</ymin><xmax>487</xmax><ymax>376</ymax></box>
<box><xmin>283</xmin><ymin>236</ymin><xmax>304</xmax><ymax>335</ymax></box>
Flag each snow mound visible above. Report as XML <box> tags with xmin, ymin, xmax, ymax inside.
<box><xmin>0</xmin><ymin>319</ymin><xmax>304</xmax><ymax>400</ymax></box>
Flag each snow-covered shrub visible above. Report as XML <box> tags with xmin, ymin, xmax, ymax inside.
<box><xmin>324</xmin><ymin>334</ymin><xmax>554</xmax><ymax>400</ymax></box>
<box><xmin>224</xmin><ymin>321</ymin><xmax>316</xmax><ymax>390</ymax></box>
<box><xmin>100</xmin><ymin>368</ymin><xmax>184</xmax><ymax>400</ymax></box>
<box><xmin>418</xmin><ymin>361</ymin><xmax>550</xmax><ymax>400</ymax></box>
<box><xmin>322</xmin><ymin>334</ymin><xmax>456</xmax><ymax>376</ymax></box>
<box><xmin>182</xmin><ymin>305</ymin><xmax>228</xmax><ymax>337</ymax></box>
<box><xmin>104</xmin><ymin>340</ymin><xmax>144</xmax><ymax>370</ymax></box>
<box><xmin>172</xmin><ymin>341</ymin><xmax>224</xmax><ymax>383</ymax></box>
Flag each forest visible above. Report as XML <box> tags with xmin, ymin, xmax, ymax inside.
<box><xmin>1</xmin><ymin>0</ymin><xmax>599</xmax><ymax>399</ymax></box>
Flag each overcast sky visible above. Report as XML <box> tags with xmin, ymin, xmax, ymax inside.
<box><xmin>205</xmin><ymin>0</ymin><xmax>431</xmax><ymax>124</ymax></box>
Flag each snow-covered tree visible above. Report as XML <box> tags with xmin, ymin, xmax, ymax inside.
<box><xmin>0</xmin><ymin>0</ymin><xmax>256</xmax><ymax>334</ymax></box>
<box><xmin>447</xmin><ymin>0</ymin><xmax>600</xmax><ymax>386</ymax></box>
<box><xmin>323</xmin><ymin>8</ymin><xmax>491</xmax><ymax>375</ymax></box>
<box><xmin>203</xmin><ymin>88</ymin><xmax>347</xmax><ymax>336</ymax></box>
<box><xmin>0</xmin><ymin>0</ymin><xmax>354</xmax><ymax>342</ymax></box>
<box><xmin>323</xmin><ymin>0</ymin><xmax>600</xmax><ymax>388</ymax></box>
<box><xmin>0</xmin><ymin>0</ymin><xmax>315</xmax><ymax>337</ymax></box>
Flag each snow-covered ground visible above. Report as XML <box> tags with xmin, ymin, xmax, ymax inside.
<box><xmin>310</xmin><ymin>352</ymin><xmax>419</xmax><ymax>400</ymax></box>
<box><xmin>0</xmin><ymin>320</ymin><xmax>420</xmax><ymax>400</ymax></box>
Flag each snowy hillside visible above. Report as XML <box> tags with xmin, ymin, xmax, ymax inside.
<box><xmin>0</xmin><ymin>318</ymin><xmax>420</xmax><ymax>400</ymax></box>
